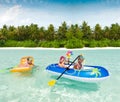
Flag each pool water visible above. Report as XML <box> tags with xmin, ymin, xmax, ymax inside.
<box><xmin>0</xmin><ymin>48</ymin><xmax>120</xmax><ymax>102</ymax></box>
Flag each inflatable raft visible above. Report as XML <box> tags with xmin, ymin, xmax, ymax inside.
<box><xmin>46</xmin><ymin>64</ymin><xmax>110</xmax><ymax>82</ymax></box>
<box><xmin>10</xmin><ymin>56</ymin><xmax>34</xmax><ymax>73</ymax></box>
<box><xmin>10</xmin><ymin>67</ymin><xmax>32</xmax><ymax>72</ymax></box>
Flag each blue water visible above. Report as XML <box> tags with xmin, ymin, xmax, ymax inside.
<box><xmin>0</xmin><ymin>48</ymin><xmax>120</xmax><ymax>102</ymax></box>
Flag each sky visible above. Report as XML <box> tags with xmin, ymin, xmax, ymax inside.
<box><xmin>0</xmin><ymin>0</ymin><xmax>120</xmax><ymax>28</ymax></box>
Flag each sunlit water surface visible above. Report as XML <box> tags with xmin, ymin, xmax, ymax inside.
<box><xmin>0</xmin><ymin>48</ymin><xmax>120</xmax><ymax>102</ymax></box>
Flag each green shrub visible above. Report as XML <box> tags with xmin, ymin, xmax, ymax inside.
<box><xmin>97</xmin><ymin>41</ymin><xmax>108</xmax><ymax>47</ymax></box>
<box><xmin>89</xmin><ymin>40</ymin><xmax>98</xmax><ymax>47</ymax></box>
<box><xmin>5</xmin><ymin>40</ymin><xmax>18</xmax><ymax>47</ymax></box>
<box><xmin>53</xmin><ymin>41</ymin><xmax>60</xmax><ymax>48</ymax></box>
<box><xmin>65</xmin><ymin>39</ymin><xmax>84</xmax><ymax>48</ymax></box>
<box><xmin>0</xmin><ymin>40</ymin><xmax>6</xmax><ymax>47</ymax></box>
<box><xmin>3</xmin><ymin>39</ymin><xmax>120</xmax><ymax>48</ymax></box>
<box><xmin>5</xmin><ymin>40</ymin><xmax>36</xmax><ymax>47</ymax></box>
<box><xmin>109</xmin><ymin>40</ymin><xmax>120</xmax><ymax>47</ymax></box>
<box><xmin>19</xmin><ymin>40</ymin><xmax>37</xmax><ymax>47</ymax></box>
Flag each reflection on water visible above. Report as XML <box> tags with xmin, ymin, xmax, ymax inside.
<box><xmin>50</xmin><ymin>76</ymin><xmax>99</xmax><ymax>93</ymax></box>
<box><xmin>16</xmin><ymin>65</ymin><xmax>40</xmax><ymax>77</ymax></box>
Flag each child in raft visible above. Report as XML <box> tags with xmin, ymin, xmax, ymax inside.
<box><xmin>58</xmin><ymin>56</ymin><xmax>67</xmax><ymax>68</ymax></box>
<box><xmin>18</xmin><ymin>57</ymin><xmax>33</xmax><ymax>67</ymax></box>
<box><xmin>74</xmin><ymin>55</ymin><xmax>84</xmax><ymax>70</ymax></box>
<box><xmin>27</xmin><ymin>57</ymin><xmax>34</xmax><ymax>66</ymax></box>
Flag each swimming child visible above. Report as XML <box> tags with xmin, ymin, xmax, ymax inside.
<box><xmin>27</xmin><ymin>57</ymin><xmax>34</xmax><ymax>66</ymax></box>
<box><xmin>18</xmin><ymin>57</ymin><xmax>33</xmax><ymax>68</ymax></box>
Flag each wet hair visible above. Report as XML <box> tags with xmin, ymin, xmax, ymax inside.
<box><xmin>78</xmin><ymin>55</ymin><xmax>84</xmax><ymax>60</ymax></box>
<box><xmin>27</xmin><ymin>57</ymin><xmax>32</xmax><ymax>61</ymax></box>
<box><xmin>59</xmin><ymin>56</ymin><xmax>65</xmax><ymax>63</ymax></box>
<box><xmin>60</xmin><ymin>56</ymin><xmax>65</xmax><ymax>60</ymax></box>
<box><xmin>27</xmin><ymin>58</ymin><xmax>29</xmax><ymax>61</ymax></box>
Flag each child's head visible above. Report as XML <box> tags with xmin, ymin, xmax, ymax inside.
<box><xmin>78</xmin><ymin>55</ymin><xmax>84</xmax><ymax>63</ymax></box>
<box><xmin>27</xmin><ymin>57</ymin><xmax>33</xmax><ymax>64</ymax></box>
<box><xmin>59</xmin><ymin>56</ymin><xmax>66</xmax><ymax>63</ymax></box>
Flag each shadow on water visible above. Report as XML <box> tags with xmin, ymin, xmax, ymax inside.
<box><xmin>20</xmin><ymin>65</ymin><xmax>40</xmax><ymax>77</ymax></box>
<box><xmin>50</xmin><ymin>76</ymin><xmax>100</xmax><ymax>92</ymax></box>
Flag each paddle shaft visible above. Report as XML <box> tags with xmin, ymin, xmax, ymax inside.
<box><xmin>56</xmin><ymin>55</ymin><xmax>80</xmax><ymax>80</ymax></box>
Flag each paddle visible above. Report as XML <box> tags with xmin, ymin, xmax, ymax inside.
<box><xmin>48</xmin><ymin>55</ymin><xmax>80</xmax><ymax>86</ymax></box>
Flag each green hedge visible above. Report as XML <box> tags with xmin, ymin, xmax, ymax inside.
<box><xmin>65</xmin><ymin>39</ymin><xmax>84</xmax><ymax>48</ymax></box>
<box><xmin>4</xmin><ymin>40</ymin><xmax>37</xmax><ymax>47</ymax></box>
<box><xmin>1</xmin><ymin>39</ymin><xmax>120</xmax><ymax>48</ymax></box>
<box><xmin>108</xmin><ymin>40</ymin><xmax>120</xmax><ymax>47</ymax></box>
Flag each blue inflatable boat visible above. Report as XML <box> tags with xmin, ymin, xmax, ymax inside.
<box><xmin>46</xmin><ymin>64</ymin><xmax>110</xmax><ymax>82</ymax></box>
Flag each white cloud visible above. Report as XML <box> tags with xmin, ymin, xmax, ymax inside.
<box><xmin>0</xmin><ymin>4</ymin><xmax>66</xmax><ymax>27</ymax></box>
<box><xmin>20</xmin><ymin>18</ymin><xmax>31</xmax><ymax>24</ymax></box>
<box><xmin>88</xmin><ymin>8</ymin><xmax>120</xmax><ymax>27</ymax></box>
<box><xmin>0</xmin><ymin>2</ymin><xmax>120</xmax><ymax>28</ymax></box>
<box><xmin>16</xmin><ymin>8</ymin><xmax>68</xmax><ymax>27</ymax></box>
<box><xmin>75</xmin><ymin>7</ymin><xmax>120</xmax><ymax>28</ymax></box>
<box><xmin>0</xmin><ymin>5</ymin><xmax>22</xmax><ymax>26</ymax></box>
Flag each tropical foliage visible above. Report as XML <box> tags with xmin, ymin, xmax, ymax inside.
<box><xmin>0</xmin><ymin>21</ymin><xmax>120</xmax><ymax>48</ymax></box>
